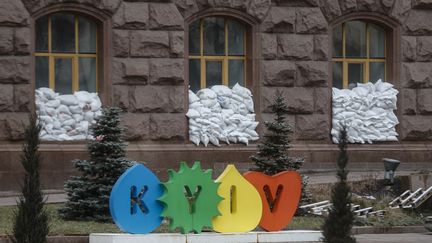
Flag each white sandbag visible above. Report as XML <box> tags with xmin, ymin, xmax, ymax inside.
<box><xmin>197</xmin><ymin>88</ymin><xmax>217</xmax><ymax>100</ymax></box>
<box><xmin>46</xmin><ymin>99</ymin><xmax>60</xmax><ymax>108</ymax></box>
<box><xmin>200</xmin><ymin>134</ymin><xmax>209</xmax><ymax>147</ymax></box>
<box><xmin>332</xmin><ymin>80</ymin><xmax>399</xmax><ymax>144</ymax></box>
<box><xmin>63</xmin><ymin>119</ymin><xmax>76</xmax><ymax>127</ymax></box>
<box><xmin>74</xmin><ymin>91</ymin><xmax>93</xmax><ymax>103</ymax></box>
<box><xmin>189</xmin><ymin>135</ymin><xmax>200</xmax><ymax>146</ymax></box>
<box><xmin>57</xmin><ymin>105</ymin><xmax>72</xmax><ymax>115</ymax></box>
<box><xmin>58</xmin><ymin>95</ymin><xmax>79</xmax><ymax>106</ymax></box>
<box><xmin>39</xmin><ymin>87</ymin><xmax>57</xmax><ymax>100</ymax></box>
<box><xmin>84</xmin><ymin>111</ymin><xmax>94</xmax><ymax>122</ymax></box>
<box><xmin>69</xmin><ymin>105</ymin><xmax>82</xmax><ymax>114</ymax></box>
<box><xmin>232</xmin><ymin>83</ymin><xmax>252</xmax><ymax>98</ymax></box>
<box><xmin>189</xmin><ymin>90</ymin><xmax>200</xmax><ymax>104</ymax></box>
<box><xmin>186</xmin><ymin>109</ymin><xmax>200</xmax><ymax>119</ymax></box>
<box><xmin>211</xmin><ymin>85</ymin><xmax>232</xmax><ymax>97</ymax></box>
<box><xmin>90</xmin><ymin>99</ymin><xmax>102</xmax><ymax>112</ymax></box>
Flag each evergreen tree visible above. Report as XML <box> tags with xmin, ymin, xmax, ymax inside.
<box><xmin>251</xmin><ymin>90</ymin><xmax>311</xmax><ymax>205</ymax></box>
<box><xmin>59</xmin><ymin>107</ymin><xmax>133</xmax><ymax>221</ymax></box>
<box><xmin>322</xmin><ymin>127</ymin><xmax>356</xmax><ymax>243</ymax></box>
<box><xmin>11</xmin><ymin>115</ymin><xmax>49</xmax><ymax>243</ymax></box>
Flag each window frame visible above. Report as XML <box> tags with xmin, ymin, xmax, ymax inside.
<box><xmin>34</xmin><ymin>12</ymin><xmax>98</xmax><ymax>93</ymax></box>
<box><xmin>332</xmin><ymin>21</ymin><xmax>386</xmax><ymax>89</ymax></box>
<box><xmin>188</xmin><ymin>16</ymin><xmax>248</xmax><ymax>90</ymax></box>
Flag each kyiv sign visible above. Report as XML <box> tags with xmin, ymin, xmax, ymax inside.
<box><xmin>110</xmin><ymin>162</ymin><xmax>301</xmax><ymax>234</ymax></box>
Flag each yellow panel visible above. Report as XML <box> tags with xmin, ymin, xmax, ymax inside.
<box><xmin>212</xmin><ymin>165</ymin><xmax>262</xmax><ymax>233</ymax></box>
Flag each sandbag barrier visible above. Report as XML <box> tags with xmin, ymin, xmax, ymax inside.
<box><xmin>331</xmin><ymin>80</ymin><xmax>399</xmax><ymax>144</ymax></box>
<box><xmin>187</xmin><ymin>84</ymin><xmax>259</xmax><ymax>146</ymax></box>
<box><xmin>36</xmin><ymin>88</ymin><xmax>102</xmax><ymax>141</ymax></box>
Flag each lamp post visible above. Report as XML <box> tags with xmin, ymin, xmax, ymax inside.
<box><xmin>383</xmin><ymin>158</ymin><xmax>400</xmax><ymax>185</ymax></box>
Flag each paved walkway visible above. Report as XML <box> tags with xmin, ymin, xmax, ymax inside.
<box><xmin>356</xmin><ymin>233</ymin><xmax>432</xmax><ymax>242</ymax></box>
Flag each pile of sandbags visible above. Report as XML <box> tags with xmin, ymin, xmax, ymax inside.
<box><xmin>35</xmin><ymin>88</ymin><xmax>102</xmax><ymax>141</ymax></box>
<box><xmin>331</xmin><ymin>80</ymin><xmax>399</xmax><ymax>144</ymax></box>
<box><xmin>187</xmin><ymin>84</ymin><xmax>259</xmax><ymax>146</ymax></box>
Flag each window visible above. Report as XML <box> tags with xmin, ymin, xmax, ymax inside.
<box><xmin>35</xmin><ymin>13</ymin><xmax>98</xmax><ymax>94</ymax></box>
<box><xmin>332</xmin><ymin>20</ymin><xmax>386</xmax><ymax>89</ymax></box>
<box><xmin>188</xmin><ymin>16</ymin><xmax>246</xmax><ymax>92</ymax></box>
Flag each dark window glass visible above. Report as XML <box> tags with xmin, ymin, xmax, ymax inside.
<box><xmin>369</xmin><ymin>23</ymin><xmax>385</xmax><ymax>58</ymax></box>
<box><xmin>189</xmin><ymin>59</ymin><xmax>201</xmax><ymax>92</ymax></box>
<box><xmin>79</xmin><ymin>58</ymin><xmax>96</xmax><ymax>92</ymax></box>
<box><xmin>348</xmin><ymin>63</ymin><xmax>364</xmax><ymax>88</ymax></box>
<box><xmin>203</xmin><ymin>17</ymin><xmax>225</xmax><ymax>55</ymax></box>
<box><xmin>229</xmin><ymin>60</ymin><xmax>244</xmax><ymax>87</ymax></box>
<box><xmin>345</xmin><ymin>21</ymin><xmax>366</xmax><ymax>58</ymax></box>
<box><xmin>189</xmin><ymin>20</ymin><xmax>200</xmax><ymax>55</ymax></box>
<box><xmin>55</xmin><ymin>58</ymin><xmax>73</xmax><ymax>94</ymax></box>
<box><xmin>36</xmin><ymin>57</ymin><xmax>49</xmax><ymax>88</ymax></box>
<box><xmin>332</xmin><ymin>62</ymin><xmax>343</xmax><ymax>89</ymax></box>
<box><xmin>206</xmin><ymin>61</ymin><xmax>222</xmax><ymax>87</ymax></box>
<box><xmin>332</xmin><ymin>25</ymin><xmax>342</xmax><ymax>57</ymax></box>
<box><xmin>78</xmin><ymin>16</ymin><xmax>97</xmax><ymax>54</ymax></box>
<box><xmin>228</xmin><ymin>20</ymin><xmax>245</xmax><ymax>55</ymax></box>
<box><xmin>370</xmin><ymin>62</ymin><xmax>385</xmax><ymax>83</ymax></box>
<box><xmin>52</xmin><ymin>13</ymin><xmax>75</xmax><ymax>53</ymax></box>
<box><xmin>35</xmin><ymin>16</ymin><xmax>49</xmax><ymax>52</ymax></box>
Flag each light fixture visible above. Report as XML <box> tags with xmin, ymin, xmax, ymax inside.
<box><xmin>382</xmin><ymin>158</ymin><xmax>400</xmax><ymax>185</ymax></box>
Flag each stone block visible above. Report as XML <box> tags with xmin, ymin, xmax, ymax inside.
<box><xmin>262</xmin><ymin>60</ymin><xmax>295</xmax><ymax>87</ymax></box>
<box><xmin>401</xmin><ymin>88</ymin><xmax>417</xmax><ymax>115</ymax></box>
<box><xmin>257</xmin><ymin>230</ymin><xmax>323</xmax><ymax>242</ymax></box>
<box><xmin>320</xmin><ymin>0</ymin><xmax>342</xmax><ymax>21</ymax></box>
<box><xmin>262</xmin><ymin>33</ymin><xmax>277</xmax><ymax>59</ymax></box>
<box><xmin>14</xmin><ymin>27</ymin><xmax>30</xmax><ymax>54</ymax></box>
<box><xmin>274</xmin><ymin>0</ymin><xmax>319</xmax><ymax>7</ymax></box>
<box><xmin>314</xmin><ymin>87</ymin><xmax>329</xmax><ymax>114</ymax></box>
<box><xmin>14</xmin><ymin>84</ymin><xmax>31</xmax><ymax>112</ymax></box>
<box><xmin>112</xmin><ymin>58</ymin><xmax>149</xmax><ymax>85</ymax></box>
<box><xmin>246</xmin><ymin>0</ymin><xmax>272</xmax><ymax>21</ymax></box>
<box><xmin>130</xmin><ymin>30</ymin><xmax>170</xmax><ymax>57</ymax></box>
<box><xmin>401</xmin><ymin>115</ymin><xmax>432</xmax><ymax>140</ymax></box>
<box><xmin>113</xmin><ymin>2</ymin><xmax>149</xmax><ymax>29</ymax></box>
<box><xmin>357</xmin><ymin>0</ymin><xmax>386</xmax><ymax>12</ymax></box>
<box><xmin>112</xmin><ymin>85</ymin><xmax>130</xmax><ymax>110</ymax></box>
<box><xmin>295</xmin><ymin>8</ymin><xmax>327</xmax><ymax>34</ymax></box>
<box><xmin>402</xmin><ymin>62</ymin><xmax>432</xmax><ymax>88</ymax></box>
<box><xmin>278</xmin><ymin>34</ymin><xmax>313</xmax><ymax>60</ymax></box>
<box><xmin>295</xmin><ymin>114</ymin><xmax>329</xmax><ymax>140</ymax></box>
<box><xmin>0</xmin><ymin>84</ymin><xmax>13</xmax><ymax>111</ymax></box>
<box><xmin>261</xmin><ymin>87</ymin><xmax>314</xmax><ymax>114</ymax></box>
<box><xmin>0</xmin><ymin>112</ymin><xmax>29</xmax><ymax>140</ymax></box>
<box><xmin>169</xmin><ymin>31</ymin><xmax>184</xmax><ymax>57</ymax></box>
<box><xmin>149</xmin><ymin>58</ymin><xmax>184</xmax><ymax>85</ymax></box>
<box><xmin>0</xmin><ymin>56</ymin><xmax>30</xmax><ymax>83</ymax></box>
<box><xmin>314</xmin><ymin>35</ymin><xmax>329</xmax><ymax>61</ymax></box>
<box><xmin>121</xmin><ymin>112</ymin><xmax>150</xmax><ymax>141</ymax></box>
<box><xmin>187</xmin><ymin>233</ymin><xmax>256</xmax><ymax>243</ymax></box>
<box><xmin>113</xmin><ymin>30</ymin><xmax>129</xmax><ymax>57</ymax></box>
<box><xmin>413</xmin><ymin>0</ymin><xmax>432</xmax><ymax>9</ymax></box>
<box><xmin>150</xmin><ymin>113</ymin><xmax>186</xmax><ymax>140</ymax></box>
<box><xmin>405</xmin><ymin>10</ymin><xmax>432</xmax><ymax>35</ymax></box>
<box><xmin>339</xmin><ymin>0</ymin><xmax>357</xmax><ymax>13</ymax></box>
<box><xmin>418</xmin><ymin>89</ymin><xmax>432</xmax><ymax>114</ymax></box>
<box><xmin>0</xmin><ymin>27</ymin><xmax>13</xmax><ymax>54</ymax></box>
<box><xmin>149</xmin><ymin>3</ymin><xmax>184</xmax><ymax>30</ymax></box>
<box><xmin>130</xmin><ymin>85</ymin><xmax>184</xmax><ymax>113</ymax></box>
<box><xmin>0</xmin><ymin>0</ymin><xmax>28</xmax><ymax>26</ymax></box>
<box><xmin>261</xmin><ymin>7</ymin><xmax>295</xmax><ymax>33</ymax></box>
<box><xmin>390</xmin><ymin>0</ymin><xmax>411</xmax><ymax>23</ymax></box>
<box><xmin>402</xmin><ymin>36</ymin><xmax>417</xmax><ymax>62</ymax></box>
<box><xmin>417</xmin><ymin>36</ymin><xmax>432</xmax><ymax>61</ymax></box>
<box><xmin>296</xmin><ymin>61</ymin><xmax>328</xmax><ymax>87</ymax></box>
<box><xmin>90</xmin><ymin>233</ymin><xmax>187</xmax><ymax>243</ymax></box>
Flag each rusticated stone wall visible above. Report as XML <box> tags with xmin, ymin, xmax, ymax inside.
<box><xmin>0</xmin><ymin>0</ymin><xmax>431</xmax><ymax>143</ymax></box>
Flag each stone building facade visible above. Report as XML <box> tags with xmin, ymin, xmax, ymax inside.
<box><xmin>0</xmin><ymin>0</ymin><xmax>431</xmax><ymax>191</ymax></box>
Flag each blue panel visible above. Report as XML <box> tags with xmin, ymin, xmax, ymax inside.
<box><xmin>110</xmin><ymin>164</ymin><xmax>163</xmax><ymax>234</ymax></box>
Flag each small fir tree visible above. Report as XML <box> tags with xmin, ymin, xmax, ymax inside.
<box><xmin>59</xmin><ymin>107</ymin><xmax>133</xmax><ymax>221</ymax></box>
<box><xmin>322</xmin><ymin>127</ymin><xmax>356</xmax><ymax>243</ymax></box>
<box><xmin>251</xmin><ymin>90</ymin><xmax>311</xmax><ymax>205</ymax></box>
<box><xmin>11</xmin><ymin>115</ymin><xmax>49</xmax><ymax>243</ymax></box>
